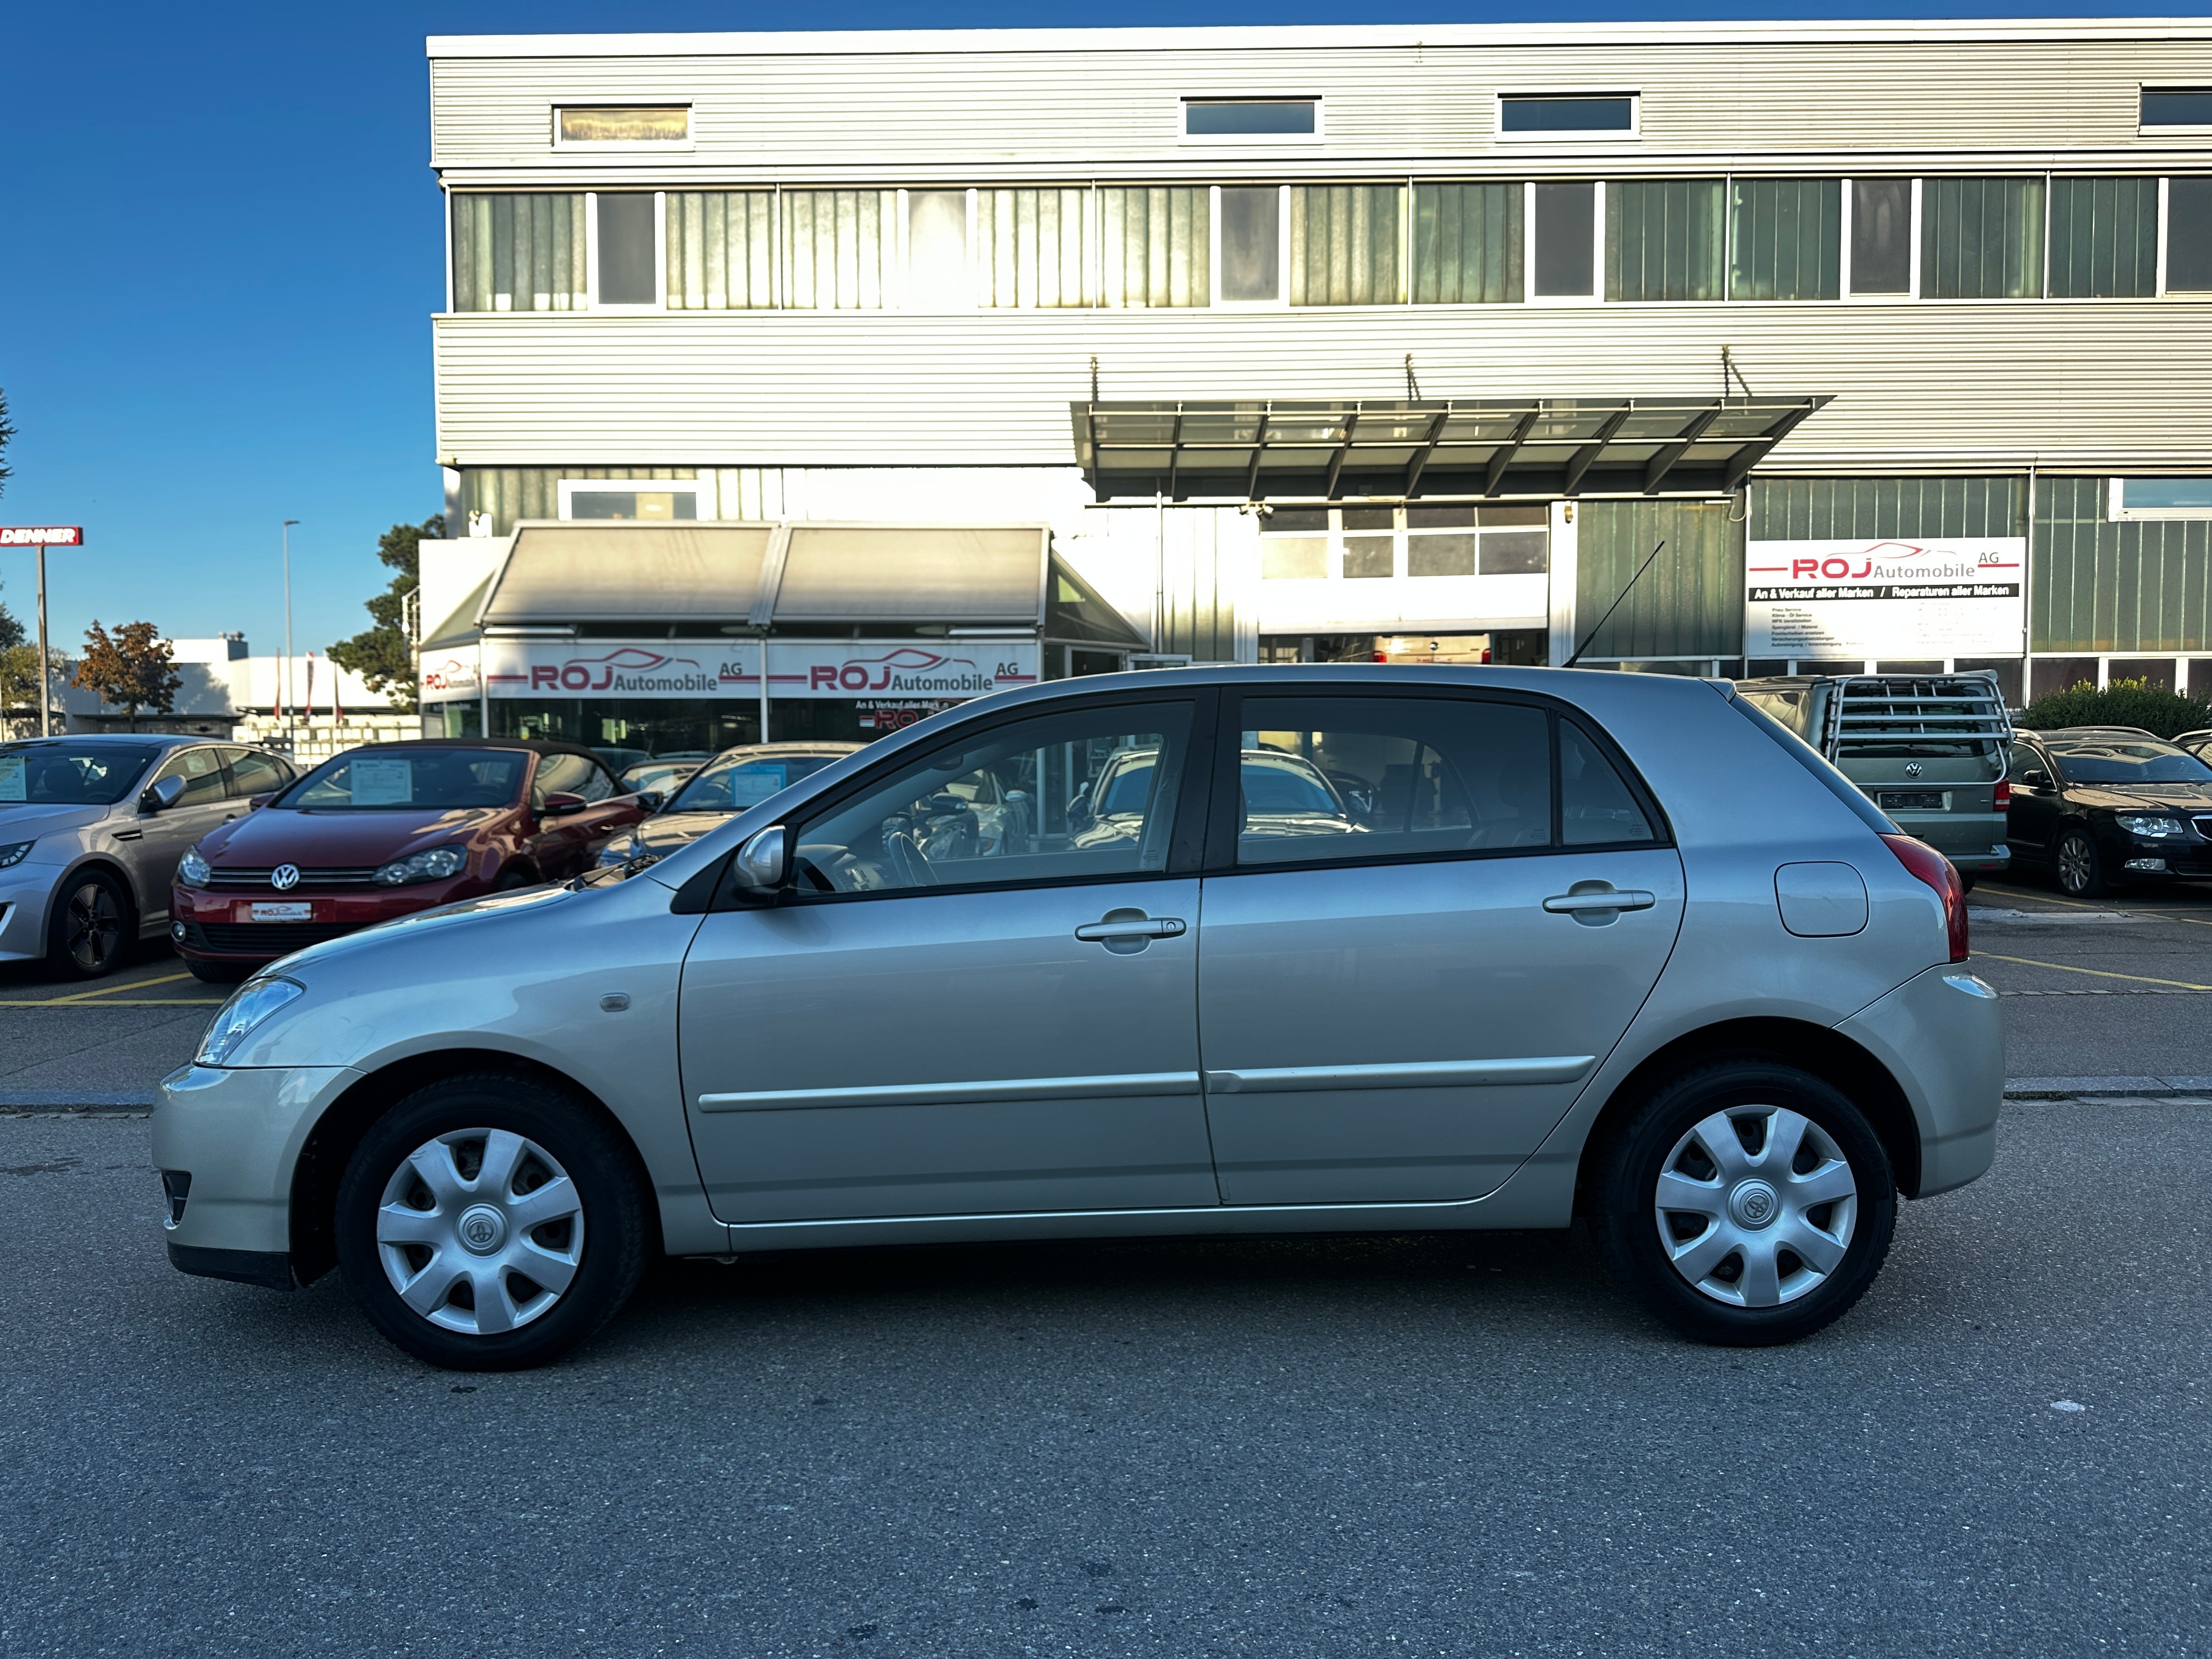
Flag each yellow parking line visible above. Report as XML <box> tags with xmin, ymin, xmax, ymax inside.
<box><xmin>1975</xmin><ymin>950</ymin><xmax>2212</xmax><ymax>991</ymax></box>
<box><xmin>44</xmin><ymin>972</ymin><xmax>197</xmax><ymax>1005</ymax></box>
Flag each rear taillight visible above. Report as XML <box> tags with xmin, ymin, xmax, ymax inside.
<box><xmin>1882</xmin><ymin>833</ymin><xmax>1970</xmax><ymax>962</ymax></box>
<box><xmin>1994</xmin><ymin>779</ymin><xmax>2011</xmax><ymax>811</ymax></box>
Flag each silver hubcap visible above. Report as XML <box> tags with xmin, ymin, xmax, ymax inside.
<box><xmin>2059</xmin><ymin>836</ymin><xmax>2093</xmax><ymax>893</ymax></box>
<box><xmin>375</xmin><ymin>1128</ymin><xmax>584</xmax><ymax>1336</ymax></box>
<box><xmin>1653</xmin><ymin>1106</ymin><xmax>1858</xmax><ymax>1308</ymax></box>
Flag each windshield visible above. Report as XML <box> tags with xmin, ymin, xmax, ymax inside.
<box><xmin>2047</xmin><ymin>738</ymin><xmax>2212</xmax><ymax>786</ymax></box>
<box><xmin>667</xmin><ymin>753</ymin><xmax>842</xmax><ymax>814</ymax></box>
<box><xmin>0</xmin><ymin>743</ymin><xmax>161</xmax><ymax>807</ymax></box>
<box><xmin>1242</xmin><ymin>756</ymin><xmax>1343</xmax><ymax>816</ymax></box>
<box><xmin>279</xmin><ymin>748</ymin><xmax>528</xmax><ymax>810</ymax></box>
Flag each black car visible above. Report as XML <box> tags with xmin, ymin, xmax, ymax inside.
<box><xmin>2005</xmin><ymin>726</ymin><xmax>2212</xmax><ymax>896</ymax></box>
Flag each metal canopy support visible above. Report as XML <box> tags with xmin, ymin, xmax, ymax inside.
<box><xmin>1070</xmin><ymin>394</ymin><xmax>1832</xmax><ymax>503</ymax></box>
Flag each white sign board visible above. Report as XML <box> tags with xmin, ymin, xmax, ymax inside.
<box><xmin>348</xmin><ymin>757</ymin><xmax>414</xmax><ymax>805</ymax></box>
<box><xmin>0</xmin><ymin>755</ymin><xmax>23</xmax><ymax>803</ymax></box>
<box><xmin>473</xmin><ymin>639</ymin><xmax>1040</xmax><ymax>701</ymax></box>
<box><xmin>1745</xmin><ymin>538</ymin><xmax>2026</xmax><ymax>659</ymax></box>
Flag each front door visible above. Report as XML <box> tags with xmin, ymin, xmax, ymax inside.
<box><xmin>2004</xmin><ymin>740</ymin><xmax>2063</xmax><ymax>866</ymax></box>
<box><xmin>679</xmin><ymin>692</ymin><xmax>1215</xmax><ymax>1223</ymax></box>
<box><xmin>1196</xmin><ymin>689</ymin><xmax>1685</xmax><ymax>1206</ymax></box>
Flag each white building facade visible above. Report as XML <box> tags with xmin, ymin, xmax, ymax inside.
<box><xmin>424</xmin><ymin>19</ymin><xmax>2212</xmax><ymax>743</ymax></box>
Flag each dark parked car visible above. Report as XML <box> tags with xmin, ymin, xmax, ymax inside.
<box><xmin>171</xmin><ymin>739</ymin><xmax>646</xmax><ymax>979</ymax></box>
<box><xmin>2005</xmin><ymin>726</ymin><xmax>2212</xmax><ymax>895</ymax></box>
<box><xmin>596</xmin><ymin>743</ymin><xmax>860</xmax><ymax>868</ymax></box>
<box><xmin>2170</xmin><ymin>727</ymin><xmax>2212</xmax><ymax>762</ymax></box>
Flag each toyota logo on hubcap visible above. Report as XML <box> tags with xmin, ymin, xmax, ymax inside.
<box><xmin>1730</xmin><ymin>1180</ymin><xmax>1781</xmax><ymax>1229</ymax></box>
<box><xmin>456</xmin><ymin>1204</ymin><xmax>507</xmax><ymax>1254</ymax></box>
<box><xmin>270</xmin><ymin>864</ymin><xmax>301</xmax><ymax>891</ymax></box>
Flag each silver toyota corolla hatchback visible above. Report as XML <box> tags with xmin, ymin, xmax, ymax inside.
<box><xmin>154</xmin><ymin>667</ymin><xmax>2002</xmax><ymax>1370</ymax></box>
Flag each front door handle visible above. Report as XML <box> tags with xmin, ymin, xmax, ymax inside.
<box><xmin>1075</xmin><ymin>911</ymin><xmax>1187</xmax><ymax>954</ymax></box>
<box><xmin>1543</xmin><ymin>888</ymin><xmax>1655</xmax><ymax>914</ymax></box>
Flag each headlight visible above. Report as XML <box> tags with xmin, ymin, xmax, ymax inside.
<box><xmin>196</xmin><ymin>976</ymin><xmax>305</xmax><ymax>1066</ymax></box>
<box><xmin>178</xmin><ymin>849</ymin><xmax>211</xmax><ymax>887</ymax></box>
<box><xmin>373</xmin><ymin>845</ymin><xmax>469</xmax><ymax>886</ymax></box>
<box><xmin>0</xmin><ymin>839</ymin><xmax>32</xmax><ymax>870</ymax></box>
<box><xmin>2116</xmin><ymin>814</ymin><xmax>2186</xmax><ymax>839</ymax></box>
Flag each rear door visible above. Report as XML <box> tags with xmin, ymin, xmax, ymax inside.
<box><xmin>1195</xmin><ymin>688</ymin><xmax>1685</xmax><ymax>1206</ymax></box>
<box><xmin>128</xmin><ymin>745</ymin><xmax>238</xmax><ymax>923</ymax></box>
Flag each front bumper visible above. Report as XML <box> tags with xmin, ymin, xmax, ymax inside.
<box><xmin>1836</xmin><ymin>963</ymin><xmax>2005</xmax><ymax>1198</ymax></box>
<box><xmin>171</xmin><ymin>877</ymin><xmax>483</xmax><ymax>961</ymax></box>
<box><xmin>0</xmin><ymin>867</ymin><xmax>57</xmax><ymax>962</ymax></box>
<box><xmin>152</xmin><ymin>1062</ymin><xmax>357</xmax><ymax>1276</ymax></box>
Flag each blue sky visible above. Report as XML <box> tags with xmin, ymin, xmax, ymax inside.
<box><xmin>0</xmin><ymin>1</ymin><xmax>2154</xmax><ymax>659</ymax></box>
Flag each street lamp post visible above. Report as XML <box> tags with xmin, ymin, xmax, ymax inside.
<box><xmin>281</xmin><ymin>520</ymin><xmax>299</xmax><ymax>754</ymax></box>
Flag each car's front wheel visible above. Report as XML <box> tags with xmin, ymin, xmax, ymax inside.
<box><xmin>46</xmin><ymin>872</ymin><xmax>131</xmax><ymax>979</ymax></box>
<box><xmin>2054</xmin><ymin>828</ymin><xmax>2108</xmax><ymax>898</ymax></box>
<box><xmin>334</xmin><ymin>1072</ymin><xmax>651</xmax><ymax>1371</ymax></box>
<box><xmin>1591</xmin><ymin>1060</ymin><xmax>1897</xmax><ymax>1346</ymax></box>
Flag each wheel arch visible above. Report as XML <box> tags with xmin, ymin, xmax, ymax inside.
<box><xmin>43</xmin><ymin>856</ymin><xmax>140</xmax><ymax>942</ymax></box>
<box><xmin>1573</xmin><ymin>1017</ymin><xmax>1923</xmax><ymax>1209</ymax></box>
<box><xmin>287</xmin><ymin>1047</ymin><xmax>662</xmax><ymax>1285</ymax></box>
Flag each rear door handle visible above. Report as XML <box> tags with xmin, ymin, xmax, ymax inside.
<box><xmin>1075</xmin><ymin>917</ymin><xmax>1187</xmax><ymax>941</ymax></box>
<box><xmin>1543</xmin><ymin>889</ymin><xmax>1655</xmax><ymax>914</ymax></box>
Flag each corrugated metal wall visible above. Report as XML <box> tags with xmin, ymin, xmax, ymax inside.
<box><xmin>431</xmin><ymin>303</ymin><xmax>2212</xmax><ymax>470</ymax></box>
<box><xmin>2034</xmin><ymin>477</ymin><xmax>2212</xmax><ymax>653</ymax></box>
<box><xmin>1751</xmin><ymin>475</ymin><xmax>2024</xmax><ymax>539</ymax></box>
<box><xmin>1575</xmin><ymin>499</ymin><xmax>1744</xmax><ymax>659</ymax></box>
<box><xmin>463</xmin><ymin>465</ymin><xmax>699</xmax><ymax>532</ymax></box>
<box><xmin>428</xmin><ymin>33</ymin><xmax>2212</xmax><ymax>177</ymax></box>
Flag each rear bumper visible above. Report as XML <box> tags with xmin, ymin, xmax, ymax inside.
<box><xmin>1836</xmin><ymin>964</ymin><xmax>2006</xmax><ymax>1198</ymax></box>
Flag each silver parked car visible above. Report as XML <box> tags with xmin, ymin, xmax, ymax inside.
<box><xmin>0</xmin><ymin>735</ymin><xmax>296</xmax><ymax>978</ymax></box>
<box><xmin>154</xmin><ymin>667</ymin><xmax>2001</xmax><ymax>1370</ymax></box>
<box><xmin>595</xmin><ymin>743</ymin><xmax>861</xmax><ymax>869</ymax></box>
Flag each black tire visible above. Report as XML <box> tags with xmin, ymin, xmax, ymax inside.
<box><xmin>1590</xmin><ymin>1059</ymin><xmax>1897</xmax><ymax>1347</ymax></box>
<box><xmin>334</xmin><ymin>1071</ymin><xmax>651</xmax><ymax>1372</ymax></box>
<box><xmin>2054</xmin><ymin>828</ymin><xmax>2108</xmax><ymax>898</ymax></box>
<box><xmin>46</xmin><ymin>871</ymin><xmax>132</xmax><ymax>980</ymax></box>
<box><xmin>1955</xmin><ymin>870</ymin><xmax>1976</xmax><ymax>895</ymax></box>
<box><xmin>183</xmin><ymin>957</ymin><xmax>252</xmax><ymax>985</ymax></box>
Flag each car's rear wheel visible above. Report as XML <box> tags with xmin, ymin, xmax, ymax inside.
<box><xmin>2055</xmin><ymin>829</ymin><xmax>2107</xmax><ymax>898</ymax></box>
<box><xmin>1591</xmin><ymin>1060</ymin><xmax>1897</xmax><ymax>1346</ymax></box>
<box><xmin>46</xmin><ymin>872</ymin><xmax>131</xmax><ymax>979</ymax></box>
<box><xmin>334</xmin><ymin>1073</ymin><xmax>650</xmax><ymax>1371</ymax></box>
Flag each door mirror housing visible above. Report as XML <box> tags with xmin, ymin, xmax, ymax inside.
<box><xmin>636</xmin><ymin>789</ymin><xmax>666</xmax><ymax>813</ymax></box>
<box><xmin>732</xmin><ymin>824</ymin><xmax>787</xmax><ymax>893</ymax></box>
<box><xmin>540</xmin><ymin>791</ymin><xmax>588</xmax><ymax>817</ymax></box>
<box><xmin>2022</xmin><ymin>769</ymin><xmax>2050</xmax><ymax>789</ymax></box>
<box><xmin>246</xmin><ymin>792</ymin><xmax>275</xmax><ymax>811</ymax></box>
<box><xmin>141</xmin><ymin>774</ymin><xmax>187</xmax><ymax>813</ymax></box>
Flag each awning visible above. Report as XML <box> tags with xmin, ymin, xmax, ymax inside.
<box><xmin>471</xmin><ymin>520</ymin><xmax>1147</xmax><ymax>648</ymax></box>
<box><xmin>1070</xmin><ymin>395</ymin><xmax>1831</xmax><ymax>503</ymax></box>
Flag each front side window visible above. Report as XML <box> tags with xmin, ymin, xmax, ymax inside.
<box><xmin>283</xmin><ymin>749</ymin><xmax>527</xmax><ymax>810</ymax></box>
<box><xmin>149</xmin><ymin>747</ymin><xmax>227</xmax><ymax>809</ymax></box>
<box><xmin>1232</xmin><ymin>696</ymin><xmax>1554</xmax><ymax>866</ymax></box>
<box><xmin>0</xmin><ymin>743</ymin><xmax>160</xmax><ymax>806</ymax></box>
<box><xmin>792</xmin><ymin>703</ymin><xmax>1195</xmax><ymax>896</ymax></box>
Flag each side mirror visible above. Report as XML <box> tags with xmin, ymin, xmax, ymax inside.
<box><xmin>247</xmin><ymin>792</ymin><xmax>275</xmax><ymax>811</ymax></box>
<box><xmin>141</xmin><ymin>775</ymin><xmax>186</xmax><ymax>813</ymax></box>
<box><xmin>2022</xmin><ymin>770</ymin><xmax>2050</xmax><ymax>789</ymax></box>
<box><xmin>540</xmin><ymin>791</ymin><xmax>588</xmax><ymax>817</ymax></box>
<box><xmin>637</xmin><ymin>789</ymin><xmax>665</xmax><ymax>813</ymax></box>
<box><xmin>732</xmin><ymin>824</ymin><xmax>787</xmax><ymax>891</ymax></box>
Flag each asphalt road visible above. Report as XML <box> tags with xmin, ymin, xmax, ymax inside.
<box><xmin>2</xmin><ymin>1097</ymin><xmax>2208</xmax><ymax>1657</ymax></box>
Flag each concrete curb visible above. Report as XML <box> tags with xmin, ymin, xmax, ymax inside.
<box><xmin>2005</xmin><ymin>1076</ymin><xmax>2212</xmax><ymax>1099</ymax></box>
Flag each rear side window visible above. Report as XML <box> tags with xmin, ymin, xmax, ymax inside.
<box><xmin>222</xmin><ymin>748</ymin><xmax>291</xmax><ymax>799</ymax></box>
<box><xmin>1730</xmin><ymin>696</ymin><xmax>1895</xmax><ymax>833</ymax></box>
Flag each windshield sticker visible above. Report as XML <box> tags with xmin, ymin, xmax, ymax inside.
<box><xmin>0</xmin><ymin>755</ymin><xmax>22</xmax><ymax>803</ymax></box>
<box><xmin>725</xmin><ymin>766</ymin><xmax>786</xmax><ymax>808</ymax></box>
<box><xmin>350</xmin><ymin>757</ymin><xmax>414</xmax><ymax>805</ymax></box>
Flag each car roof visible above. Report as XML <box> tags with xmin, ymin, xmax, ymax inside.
<box><xmin>3</xmin><ymin>732</ymin><xmax>207</xmax><ymax>747</ymax></box>
<box><xmin>2022</xmin><ymin>726</ymin><xmax>2168</xmax><ymax>741</ymax></box>
<box><xmin>334</xmin><ymin>737</ymin><xmax>610</xmax><ymax>766</ymax></box>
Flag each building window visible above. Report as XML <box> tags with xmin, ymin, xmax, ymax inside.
<box><xmin>1217</xmin><ymin>185</ymin><xmax>1284</xmax><ymax>303</ymax></box>
<box><xmin>2110</xmin><ymin>478</ymin><xmax>2212</xmax><ymax>520</ymax></box>
<box><xmin>664</xmin><ymin>191</ymin><xmax>777</xmax><ymax>309</ymax></box>
<box><xmin>557</xmin><ymin>477</ymin><xmax>707</xmax><ymax>521</ymax></box>
<box><xmin>1921</xmin><ymin>177</ymin><xmax>2044</xmax><ymax>299</ymax></box>
<box><xmin>1101</xmin><ymin>187</ymin><xmax>1209</xmax><ymax>307</ymax></box>
<box><xmin>2046</xmin><ymin>177</ymin><xmax>2159</xmax><ymax>298</ymax></box>
<box><xmin>2168</xmin><ymin>177</ymin><xmax>2212</xmax><ymax>291</ymax></box>
<box><xmin>974</xmin><ymin>188</ymin><xmax>1092</xmax><ymax>307</ymax></box>
<box><xmin>555</xmin><ymin>106</ymin><xmax>690</xmax><ymax>146</ymax></box>
<box><xmin>1341</xmin><ymin>506</ymin><xmax>1394</xmax><ymax>578</ymax></box>
<box><xmin>450</xmin><ymin>194</ymin><xmax>586</xmax><ymax>312</ymax></box>
<box><xmin>596</xmin><ymin>194</ymin><xmax>659</xmax><ymax>307</ymax></box>
<box><xmin>782</xmin><ymin>189</ymin><xmax>900</xmax><ymax>309</ymax></box>
<box><xmin>1848</xmin><ymin>178</ymin><xmax>1914</xmax><ymax>295</ymax></box>
<box><xmin>1259</xmin><ymin>506</ymin><xmax>1551</xmax><ymax>579</ymax></box>
<box><xmin>1260</xmin><ymin>507</ymin><xmax>1329</xmax><ymax>579</ymax></box>
<box><xmin>1729</xmin><ymin>178</ymin><xmax>1841</xmax><ymax>301</ymax></box>
<box><xmin>1532</xmin><ymin>182</ymin><xmax>1597</xmax><ymax>297</ymax></box>
<box><xmin>905</xmin><ymin>190</ymin><xmax>970</xmax><ymax>309</ymax></box>
<box><xmin>1606</xmin><ymin>178</ymin><xmax>1724</xmax><ymax>301</ymax></box>
<box><xmin>1184</xmin><ymin>99</ymin><xmax>1317</xmax><ymax>137</ymax></box>
<box><xmin>2141</xmin><ymin>88</ymin><xmax>2212</xmax><ymax>128</ymax></box>
<box><xmin>1499</xmin><ymin>94</ymin><xmax>1636</xmax><ymax>136</ymax></box>
<box><xmin>1290</xmin><ymin>185</ymin><xmax>1402</xmax><ymax>306</ymax></box>
<box><xmin>1411</xmin><ymin>183</ymin><xmax>1523</xmax><ymax>304</ymax></box>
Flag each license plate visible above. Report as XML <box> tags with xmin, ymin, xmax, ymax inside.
<box><xmin>1878</xmin><ymin>790</ymin><xmax>1946</xmax><ymax>811</ymax></box>
<box><xmin>247</xmin><ymin>902</ymin><xmax>313</xmax><ymax>922</ymax></box>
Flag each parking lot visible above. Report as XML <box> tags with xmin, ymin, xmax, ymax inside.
<box><xmin>2</xmin><ymin>882</ymin><xmax>2209</xmax><ymax>1656</ymax></box>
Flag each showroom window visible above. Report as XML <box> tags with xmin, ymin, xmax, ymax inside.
<box><xmin>557</xmin><ymin>477</ymin><xmax>707</xmax><ymax>521</ymax></box>
<box><xmin>1259</xmin><ymin>506</ymin><xmax>1550</xmax><ymax>579</ymax></box>
<box><xmin>791</xmin><ymin>701</ymin><xmax>1198</xmax><ymax>895</ymax></box>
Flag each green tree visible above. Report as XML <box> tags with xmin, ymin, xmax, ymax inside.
<box><xmin>0</xmin><ymin>643</ymin><xmax>67</xmax><ymax>735</ymax></box>
<box><xmin>72</xmin><ymin>620</ymin><xmax>181</xmax><ymax>732</ymax></box>
<box><xmin>0</xmin><ymin>584</ymin><xmax>23</xmax><ymax>652</ymax></box>
<box><xmin>328</xmin><ymin>514</ymin><xmax>443</xmax><ymax>714</ymax></box>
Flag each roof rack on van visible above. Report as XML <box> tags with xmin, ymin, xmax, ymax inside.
<box><xmin>1819</xmin><ymin>674</ymin><xmax>2015</xmax><ymax>760</ymax></box>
